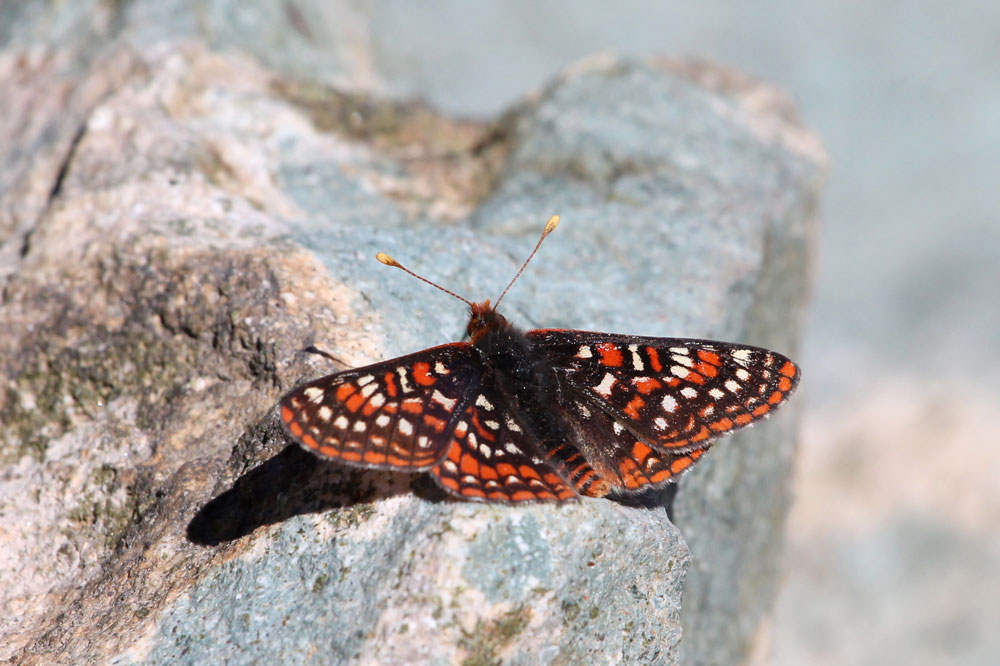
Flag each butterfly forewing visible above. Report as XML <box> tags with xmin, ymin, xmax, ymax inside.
<box><xmin>530</xmin><ymin>329</ymin><xmax>800</xmax><ymax>456</ymax></box>
<box><xmin>431</xmin><ymin>374</ymin><xmax>578</xmax><ymax>503</ymax></box>
<box><xmin>280</xmin><ymin>343</ymin><xmax>480</xmax><ymax>470</ymax></box>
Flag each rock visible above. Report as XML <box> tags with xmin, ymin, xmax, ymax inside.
<box><xmin>0</xmin><ymin>27</ymin><xmax>822</xmax><ymax>666</ymax></box>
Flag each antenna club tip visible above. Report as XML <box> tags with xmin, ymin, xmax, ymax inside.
<box><xmin>544</xmin><ymin>214</ymin><xmax>561</xmax><ymax>234</ymax></box>
<box><xmin>376</xmin><ymin>252</ymin><xmax>400</xmax><ymax>267</ymax></box>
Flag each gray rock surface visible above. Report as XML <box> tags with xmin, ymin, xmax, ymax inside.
<box><xmin>0</xmin><ymin>12</ymin><xmax>822</xmax><ymax>666</ymax></box>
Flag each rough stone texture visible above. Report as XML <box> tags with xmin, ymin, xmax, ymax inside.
<box><xmin>0</xmin><ymin>13</ymin><xmax>823</xmax><ymax>666</ymax></box>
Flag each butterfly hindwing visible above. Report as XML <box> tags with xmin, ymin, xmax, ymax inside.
<box><xmin>430</xmin><ymin>372</ymin><xmax>578</xmax><ymax>503</ymax></box>
<box><xmin>280</xmin><ymin>343</ymin><xmax>480</xmax><ymax>470</ymax></box>
<box><xmin>530</xmin><ymin>329</ymin><xmax>800</xmax><ymax>458</ymax></box>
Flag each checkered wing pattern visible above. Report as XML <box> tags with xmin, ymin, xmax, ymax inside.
<box><xmin>431</xmin><ymin>373</ymin><xmax>577</xmax><ymax>503</ymax></box>
<box><xmin>280</xmin><ymin>343</ymin><xmax>480</xmax><ymax>470</ymax></box>
<box><xmin>531</xmin><ymin>329</ymin><xmax>800</xmax><ymax>491</ymax></box>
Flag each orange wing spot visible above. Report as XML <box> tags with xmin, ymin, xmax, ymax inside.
<box><xmin>685</xmin><ymin>371</ymin><xmax>706</xmax><ymax>385</ymax></box>
<box><xmin>596</xmin><ymin>342</ymin><xmax>624</xmax><ymax>367</ymax></box>
<box><xmin>437</xmin><ymin>475</ymin><xmax>460</xmax><ymax>490</ymax></box>
<box><xmin>461</xmin><ymin>487</ymin><xmax>486</xmax><ymax>498</ymax></box>
<box><xmin>619</xmin><ymin>457</ymin><xmax>640</xmax><ymax>477</ymax></box>
<box><xmin>650</xmin><ymin>469</ymin><xmax>674</xmax><ymax>484</ymax></box>
<box><xmin>470</xmin><ymin>412</ymin><xmax>497</xmax><ymax>441</ymax></box>
<box><xmin>646</xmin><ymin>346</ymin><xmax>663</xmax><ymax>371</ymax></box>
<box><xmin>691</xmin><ymin>426</ymin><xmax>710</xmax><ymax>443</ymax></box>
<box><xmin>345</xmin><ymin>393</ymin><xmax>366</xmax><ymax>412</ymax></box>
<box><xmin>487</xmin><ymin>491</ymin><xmax>509</xmax><ymax>501</ymax></box>
<box><xmin>581</xmin><ymin>477</ymin><xmax>610</xmax><ymax>498</ymax></box>
<box><xmin>446</xmin><ymin>441</ymin><xmax>462</xmax><ymax>462</ymax></box>
<box><xmin>632</xmin><ymin>441</ymin><xmax>653</xmax><ymax>462</ymax></box>
<box><xmin>697</xmin><ymin>350</ymin><xmax>721</xmax><ymax>365</ymax></box>
<box><xmin>336</xmin><ymin>384</ymin><xmax>356</xmax><ymax>401</ymax></box>
<box><xmin>318</xmin><ymin>444</ymin><xmax>339</xmax><ymax>457</ymax></box>
<box><xmin>574</xmin><ymin>468</ymin><xmax>597</xmax><ymax>489</ymax></box>
<box><xmin>460</xmin><ymin>453</ymin><xmax>479</xmax><ymax>476</ymax></box>
<box><xmin>340</xmin><ymin>450</ymin><xmax>362</xmax><ymax>462</ymax></box>
<box><xmin>518</xmin><ymin>465</ymin><xmax>541</xmax><ymax>481</ymax></box>
<box><xmin>387</xmin><ymin>454</ymin><xmax>419</xmax><ymax>467</ymax></box>
<box><xmin>670</xmin><ymin>456</ymin><xmax>694</xmax><ymax>474</ymax></box>
<box><xmin>768</xmin><ymin>390</ymin><xmax>785</xmax><ymax>405</ymax></box>
<box><xmin>690</xmin><ymin>448</ymin><xmax>706</xmax><ymax>461</ymax></box>
<box><xmin>752</xmin><ymin>404</ymin><xmax>771</xmax><ymax>417</ymax></box>
<box><xmin>289</xmin><ymin>421</ymin><xmax>304</xmax><ymax>437</ymax></box>
<box><xmin>412</xmin><ymin>362</ymin><xmax>436</xmax><ymax>386</ymax></box>
<box><xmin>478</xmin><ymin>465</ymin><xmax>499</xmax><ymax>481</ymax></box>
<box><xmin>542</xmin><ymin>473</ymin><xmax>563</xmax><ymax>487</ymax></box>
<box><xmin>710</xmin><ymin>417</ymin><xmax>734</xmax><ymax>432</ymax></box>
<box><xmin>383</xmin><ymin>372</ymin><xmax>398</xmax><ymax>397</ymax></box>
<box><xmin>362</xmin><ymin>401</ymin><xmax>378</xmax><ymax>416</ymax></box>
<box><xmin>280</xmin><ymin>406</ymin><xmax>294</xmax><ymax>423</ymax></box>
<box><xmin>363</xmin><ymin>451</ymin><xmax>387</xmax><ymax>465</ymax></box>
<box><xmin>401</xmin><ymin>398</ymin><xmax>423</xmax><ymax>414</ymax></box>
<box><xmin>778</xmin><ymin>376</ymin><xmax>793</xmax><ymax>391</ymax></box>
<box><xmin>666</xmin><ymin>377</ymin><xmax>681</xmax><ymax>387</ymax></box>
<box><xmin>301</xmin><ymin>434</ymin><xmax>319</xmax><ymax>448</ymax></box>
<box><xmin>734</xmin><ymin>413</ymin><xmax>753</xmax><ymax>426</ymax></box>
<box><xmin>511</xmin><ymin>490</ymin><xmax>535</xmax><ymax>501</ymax></box>
<box><xmin>496</xmin><ymin>463</ymin><xmax>517</xmax><ymax>477</ymax></box>
<box><xmin>557</xmin><ymin>487</ymin><xmax>578</xmax><ymax>500</ymax></box>
<box><xmin>535</xmin><ymin>491</ymin><xmax>556</xmax><ymax>501</ymax></box>
<box><xmin>694</xmin><ymin>361</ymin><xmax>718</xmax><ymax>378</ymax></box>
<box><xmin>634</xmin><ymin>377</ymin><xmax>662</xmax><ymax>394</ymax></box>
<box><xmin>624</xmin><ymin>395</ymin><xmax>646</xmax><ymax>419</ymax></box>
<box><xmin>381</xmin><ymin>403</ymin><xmax>398</xmax><ymax>414</ymax></box>
<box><xmin>779</xmin><ymin>360</ymin><xmax>797</xmax><ymax>378</ymax></box>
<box><xmin>424</xmin><ymin>414</ymin><xmax>448</xmax><ymax>432</ymax></box>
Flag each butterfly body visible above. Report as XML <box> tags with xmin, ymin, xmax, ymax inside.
<box><xmin>280</xmin><ymin>298</ymin><xmax>799</xmax><ymax>503</ymax></box>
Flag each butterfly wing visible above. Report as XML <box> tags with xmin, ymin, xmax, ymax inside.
<box><xmin>529</xmin><ymin>329</ymin><xmax>800</xmax><ymax>489</ymax></box>
<box><xmin>430</xmin><ymin>369</ymin><xmax>578</xmax><ymax>503</ymax></box>
<box><xmin>280</xmin><ymin>343</ymin><xmax>481</xmax><ymax>470</ymax></box>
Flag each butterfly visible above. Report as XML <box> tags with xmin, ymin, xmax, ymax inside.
<box><xmin>279</xmin><ymin>216</ymin><xmax>800</xmax><ymax>503</ymax></box>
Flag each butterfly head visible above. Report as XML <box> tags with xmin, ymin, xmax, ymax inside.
<box><xmin>468</xmin><ymin>300</ymin><xmax>508</xmax><ymax>343</ymax></box>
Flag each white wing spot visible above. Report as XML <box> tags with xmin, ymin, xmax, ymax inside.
<box><xmin>476</xmin><ymin>394</ymin><xmax>494</xmax><ymax>411</ymax></box>
<box><xmin>709</xmin><ymin>388</ymin><xmax>725</xmax><ymax>399</ymax></box>
<box><xmin>431</xmin><ymin>390</ymin><xmax>457</xmax><ymax>410</ymax></box>
<box><xmin>334</xmin><ymin>415</ymin><xmax>350</xmax><ymax>430</ymax></box>
<box><xmin>462</xmin><ymin>475</ymin><xmax>478</xmax><ymax>485</ymax></box>
<box><xmin>577</xmin><ymin>404</ymin><xmax>591</xmax><ymax>419</ymax></box>
<box><xmin>375</xmin><ymin>414</ymin><xmax>390</xmax><ymax>427</ymax></box>
<box><xmin>681</xmin><ymin>387</ymin><xmax>698</xmax><ymax>399</ymax></box>
<box><xmin>455</xmin><ymin>420</ymin><xmax>468</xmax><ymax>436</ymax></box>
<box><xmin>398</xmin><ymin>418</ymin><xmax>414</xmax><ymax>436</ymax></box>
<box><xmin>353</xmin><ymin>421</ymin><xmax>366</xmax><ymax>432</ymax></box>
<box><xmin>484</xmin><ymin>419</ymin><xmax>500</xmax><ymax>430</ymax></box>
<box><xmin>434</xmin><ymin>361</ymin><xmax>450</xmax><ymax>375</ymax></box>
<box><xmin>629</xmin><ymin>344</ymin><xmax>644</xmax><ymax>370</ymax></box>
<box><xmin>505</xmin><ymin>442</ymin><xmax>522</xmax><ymax>455</ymax></box>
<box><xmin>360</xmin><ymin>383</ymin><xmax>378</xmax><ymax>398</ymax></box>
<box><xmin>672</xmin><ymin>354</ymin><xmax>693</xmax><ymax>367</ymax></box>
<box><xmin>369</xmin><ymin>393</ymin><xmax>386</xmax><ymax>409</ymax></box>
<box><xmin>304</xmin><ymin>387</ymin><xmax>324</xmax><ymax>404</ymax></box>
<box><xmin>468</xmin><ymin>431</ymin><xmax>477</xmax><ymax>447</ymax></box>
<box><xmin>442</xmin><ymin>460</ymin><xmax>458</xmax><ymax>473</ymax></box>
<box><xmin>505</xmin><ymin>475</ymin><xmax>521</xmax><ymax>485</ymax></box>
<box><xmin>317</xmin><ymin>406</ymin><xmax>333</xmax><ymax>422</ymax></box>
<box><xmin>356</xmin><ymin>375</ymin><xmax>375</xmax><ymax>386</ymax></box>
<box><xmin>725</xmin><ymin>380</ymin><xmax>742</xmax><ymax>393</ymax></box>
<box><xmin>576</xmin><ymin>345</ymin><xmax>593</xmax><ymax>359</ymax></box>
<box><xmin>654</xmin><ymin>417</ymin><xmax>668</xmax><ymax>430</ymax></box>
<box><xmin>613</xmin><ymin>422</ymin><xmax>624</xmax><ymax>435</ymax></box>
<box><xmin>594</xmin><ymin>373</ymin><xmax>617</xmax><ymax>397</ymax></box>
<box><xmin>670</xmin><ymin>347</ymin><xmax>689</xmax><ymax>355</ymax></box>
<box><xmin>735</xmin><ymin>368</ymin><xmax>751</xmax><ymax>381</ymax></box>
<box><xmin>671</xmin><ymin>365</ymin><xmax>690</xmax><ymax>379</ymax></box>
<box><xmin>417</xmin><ymin>435</ymin><xmax>431</xmax><ymax>448</ymax></box>
<box><xmin>662</xmin><ymin>395</ymin><xmax>678</xmax><ymax>412</ymax></box>
<box><xmin>479</xmin><ymin>443</ymin><xmax>492</xmax><ymax>459</ymax></box>
<box><xmin>732</xmin><ymin>349</ymin><xmax>752</xmax><ymax>363</ymax></box>
<box><xmin>397</xmin><ymin>367</ymin><xmax>413</xmax><ymax>393</ymax></box>
<box><xmin>702</xmin><ymin>405</ymin><xmax>715</xmax><ymax>416</ymax></box>
<box><xmin>504</xmin><ymin>415</ymin><xmax>522</xmax><ymax>432</ymax></box>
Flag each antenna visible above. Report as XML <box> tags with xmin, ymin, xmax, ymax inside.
<box><xmin>494</xmin><ymin>214</ymin><xmax>560</xmax><ymax>308</ymax></box>
<box><xmin>376</xmin><ymin>252</ymin><xmax>473</xmax><ymax>306</ymax></box>
<box><xmin>375</xmin><ymin>214</ymin><xmax>561</xmax><ymax>309</ymax></box>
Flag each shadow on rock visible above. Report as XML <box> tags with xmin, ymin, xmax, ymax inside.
<box><xmin>187</xmin><ymin>441</ymin><xmax>447</xmax><ymax>546</ymax></box>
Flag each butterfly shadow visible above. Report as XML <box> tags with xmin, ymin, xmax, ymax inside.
<box><xmin>186</xmin><ymin>423</ymin><xmax>449</xmax><ymax>546</ymax></box>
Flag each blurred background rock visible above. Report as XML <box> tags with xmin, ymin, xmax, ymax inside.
<box><xmin>3</xmin><ymin>2</ymin><xmax>997</xmax><ymax>664</ymax></box>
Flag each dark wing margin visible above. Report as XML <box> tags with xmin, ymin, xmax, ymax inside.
<box><xmin>280</xmin><ymin>342</ymin><xmax>481</xmax><ymax>470</ymax></box>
